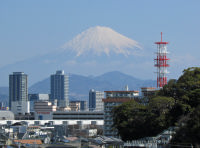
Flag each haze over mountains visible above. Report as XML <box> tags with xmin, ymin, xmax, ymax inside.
<box><xmin>0</xmin><ymin>71</ymin><xmax>156</xmax><ymax>104</ymax></box>
<box><xmin>0</xmin><ymin>26</ymin><xmax>154</xmax><ymax>86</ymax></box>
<box><xmin>0</xmin><ymin>26</ymin><xmax>158</xmax><ymax>104</ymax></box>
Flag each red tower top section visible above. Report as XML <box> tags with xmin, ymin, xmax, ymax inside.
<box><xmin>155</xmin><ymin>32</ymin><xmax>169</xmax><ymax>45</ymax></box>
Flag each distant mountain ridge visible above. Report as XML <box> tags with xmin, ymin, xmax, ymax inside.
<box><xmin>29</xmin><ymin>71</ymin><xmax>156</xmax><ymax>100</ymax></box>
<box><xmin>0</xmin><ymin>71</ymin><xmax>156</xmax><ymax>104</ymax></box>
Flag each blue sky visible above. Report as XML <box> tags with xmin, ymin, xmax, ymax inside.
<box><xmin>0</xmin><ymin>0</ymin><xmax>200</xmax><ymax>82</ymax></box>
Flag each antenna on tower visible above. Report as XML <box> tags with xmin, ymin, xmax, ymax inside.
<box><xmin>154</xmin><ymin>32</ymin><xmax>170</xmax><ymax>88</ymax></box>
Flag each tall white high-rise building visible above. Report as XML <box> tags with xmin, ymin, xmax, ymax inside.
<box><xmin>50</xmin><ymin>70</ymin><xmax>69</xmax><ymax>107</ymax></box>
<box><xmin>9</xmin><ymin>72</ymin><xmax>30</xmax><ymax>115</ymax></box>
<box><xmin>89</xmin><ymin>89</ymin><xmax>104</xmax><ymax>111</ymax></box>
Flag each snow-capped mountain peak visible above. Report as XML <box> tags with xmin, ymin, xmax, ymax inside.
<box><xmin>62</xmin><ymin>26</ymin><xmax>142</xmax><ymax>56</ymax></box>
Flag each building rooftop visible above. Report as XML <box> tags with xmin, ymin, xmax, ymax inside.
<box><xmin>28</xmin><ymin>126</ymin><xmax>41</xmax><ymax>128</ymax></box>
<box><xmin>14</xmin><ymin>139</ymin><xmax>42</xmax><ymax>145</ymax></box>
<box><xmin>91</xmin><ymin>136</ymin><xmax>124</xmax><ymax>145</ymax></box>
<box><xmin>56</xmin><ymin>70</ymin><xmax>64</xmax><ymax>75</ymax></box>
<box><xmin>105</xmin><ymin>90</ymin><xmax>139</xmax><ymax>93</ymax></box>
<box><xmin>141</xmin><ymin>87</ymin><xmax>156</xmax><ymax>90</ymax></box>
<box><xmin>102</xmin><ymin>98</ymin><xmax>133</xmax><ymax>102</ymax></box>
<box><xmin>12</xmin><ymin>72</ymin><xmax>25</xmax><ymax>75</ymax></box>
<box><xmin>0</xmin><ymin>110</ymin><xmax>14</xmax><ymax>120</ymax></box>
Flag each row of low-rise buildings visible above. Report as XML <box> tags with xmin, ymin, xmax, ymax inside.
<box><xmin>0</xmin><ymin>120</ymin><xmax>108</xmax><ymax>147</ymax></box>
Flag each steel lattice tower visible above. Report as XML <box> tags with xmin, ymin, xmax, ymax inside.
<box><xmin>154</xmin><ymin>32</ymin><xmax>169</xmax><ymax>88</ymax></box>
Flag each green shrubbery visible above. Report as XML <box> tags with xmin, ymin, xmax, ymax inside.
<box><xmin>113</xmin><ymin>67</ymin><xmax>200</xmax><ymax>146</ymax></box>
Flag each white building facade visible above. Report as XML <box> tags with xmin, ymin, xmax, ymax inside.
<box><xmin>89</xmin><ymin>89</ymin><xmax>104</xmax><ymax>111</ymax></box>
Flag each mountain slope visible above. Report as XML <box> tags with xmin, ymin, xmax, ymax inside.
<box><xmin>62</xmin><ymin>26</ymin><xmax>142</xmax><ymax>56</ymax></box>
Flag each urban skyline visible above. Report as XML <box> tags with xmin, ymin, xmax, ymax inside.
<box><xmin>0</xmin><ymin>1</ymin><xmax>199</xmax><ymax>147</ymax></box>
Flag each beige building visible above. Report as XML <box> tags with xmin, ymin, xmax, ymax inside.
<box><xmin>141</xmin><ymin>87</ymin><xmax>157</xmax><ymax>98</ymax></box>
<box><xmin>69</xmin><ymin>101</ymin><xmax>81</xmax><ymax>111</ymax></box>
<box><xmin>34</xmin><ymin>101</ymin><xmax>57</xmax><ymax>120</ymax></box>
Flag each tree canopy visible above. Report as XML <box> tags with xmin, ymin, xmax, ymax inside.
<box><xmin>160</xmin><ymin>67</ymin><xmax>200</xmax><ymax>108</ymax></box>
<box><xmin>112</xmin><ymin>67</ymin><xmax>200</xmax><ymax>146</ymax></box>
<box><xmin>112</xmin><ymin>96</ymin><xmax>174</xmax><ymax>141</ymax></box>
<box><xmin>170</xmin><ymin>105</ymin><xmax>200</xmax><ymax>147</ymax></box>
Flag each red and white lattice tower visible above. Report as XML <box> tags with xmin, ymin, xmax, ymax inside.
<box><xmin>154</xmin><ymin>32</ymin><xmax>169</xmax><ymax>88</ymax></box>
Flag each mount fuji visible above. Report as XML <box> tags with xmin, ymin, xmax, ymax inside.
<box><xmin>0</xmin><ymin>26</ymin><xmax>153</xmax><ymax>86</ymax></box>
<box><xmin>62</xmin><ymin>26</ymin><xmax>142</xmax><ymax>56</ymax></box>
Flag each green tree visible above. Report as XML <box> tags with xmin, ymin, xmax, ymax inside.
<box><xmin>160</xmin><ymin>67</ymin><xmax>200</xmax><ymax>108</ymax></box>
<box><xmin>112</xmin><ymin>100</ymin><xmax>148</xmax><ymax>141</ymax></box>
<box><xmin>166</xmin><ymin>101</ymin><xmax>191</xmax><ymax>126</ymax></box>
<box><xmin>112</xmin><ymin>96</ymin><xmax>174</xmax><ymax>141</ymax></box>
<box><xmin>170</xmin><ymin>105</ymin><xmax>200</xmax><ymax>147</ymax></box>
<box><xmin>159</xmin><ymin>67</ymin><xmax>200</xmax><ymax>125</ymax></box>
<box><xmin>113</xmin><ymin>67</ymin><xmax>200</xmax><ymax>142</ymax></box>
<box><xmin>158</xmin><ymin>79</ymin><xmax>177</xmax><ymax>99</ymax></box>
<box><xmin>148</xmin><ymin>96</ymin><xmax>175</xmax><ymax>115</ymax></box>
<box><xmin>176</xmin><ymin>67</ymin><xmax>200</xmax><ymax>107</ymax></box>
<box><xmin>148</xmin><ymin>96</ymin><xmax>175</xmax><ymax>128</ymax></box>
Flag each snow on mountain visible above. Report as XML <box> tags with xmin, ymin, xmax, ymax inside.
<box><xmin>62</xmin><ymin>26</ymin><xmax>142</xmax><ymax>56</ymax></box>
<box><xmin>0</xmin><ymin>26</ymin><xmax>151</xmax><ymax>86</ymax></box>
